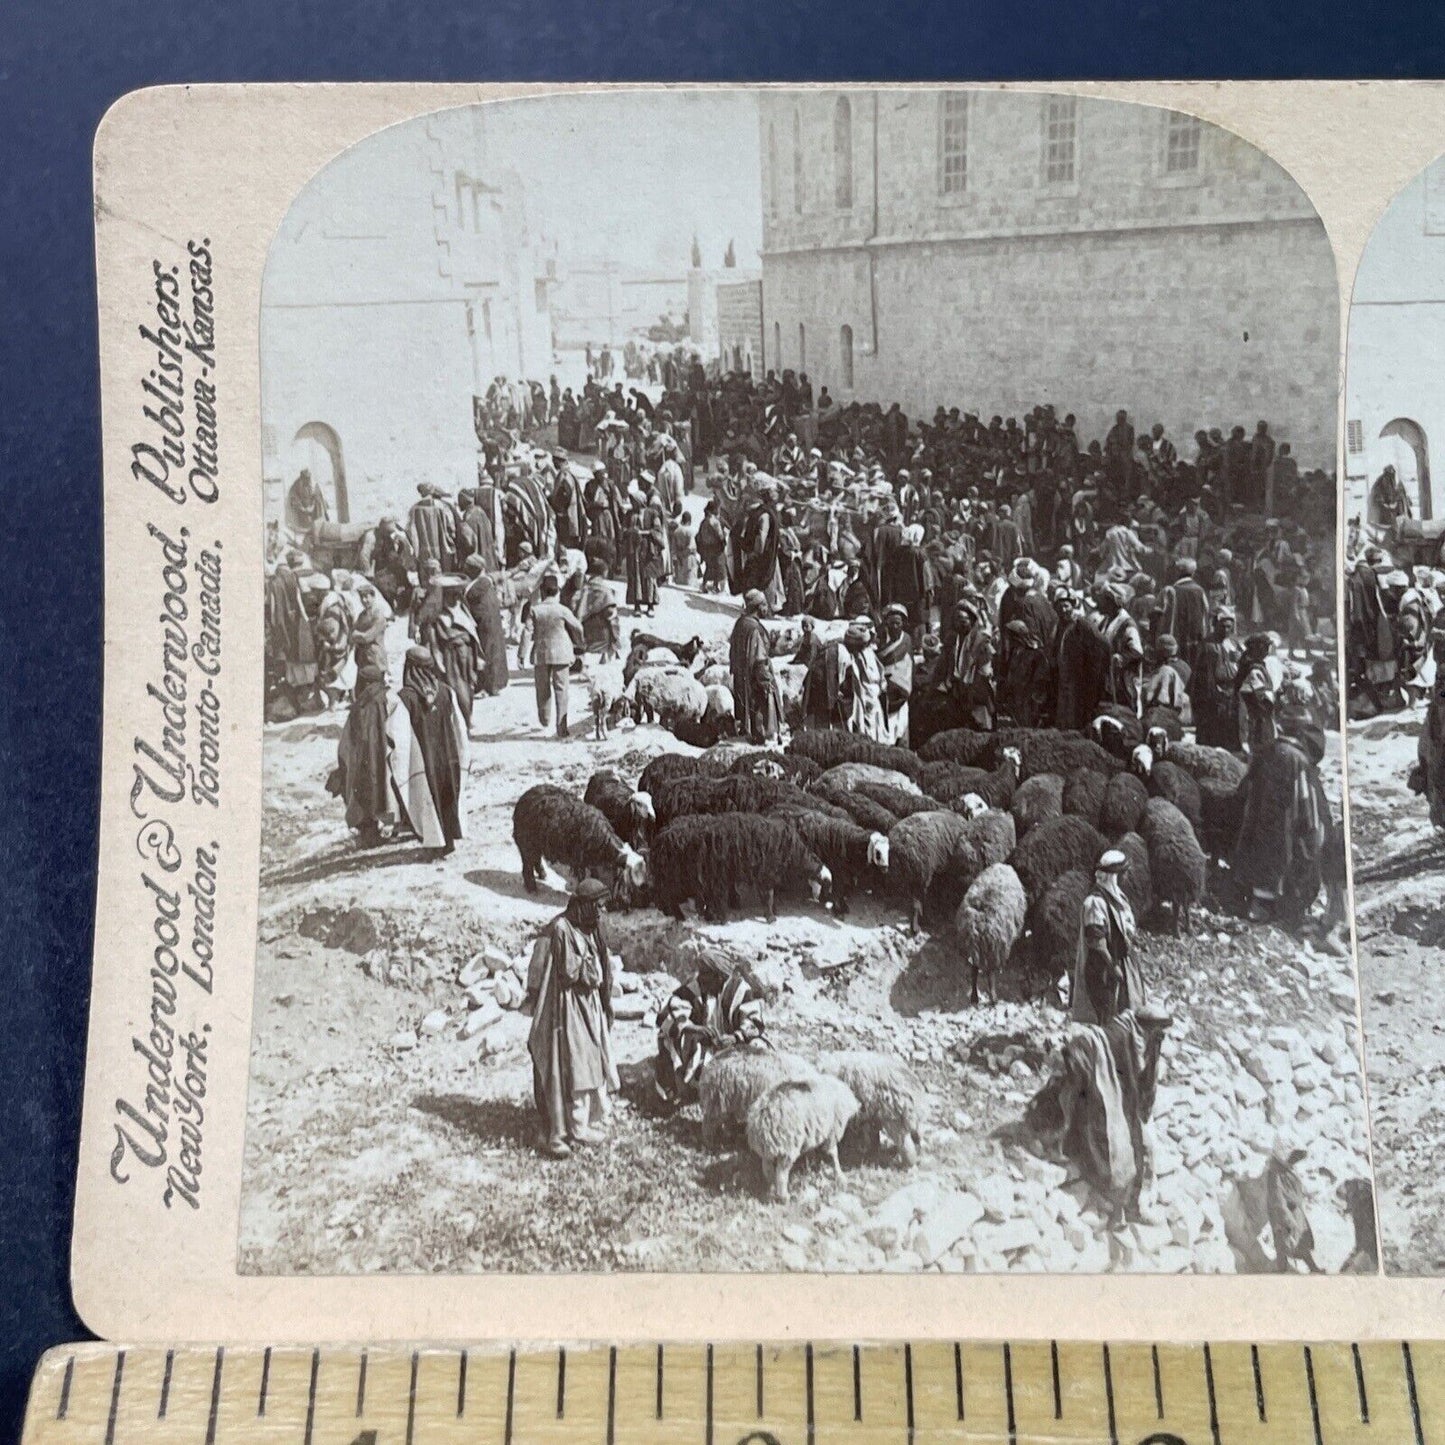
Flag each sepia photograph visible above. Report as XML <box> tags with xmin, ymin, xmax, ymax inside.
<box><xmin>1343</xmin><ymin>152</ymin><xmax>1445</xmax><ymax>1273</ymax></box>
<box><xmin>241</xmin><ymin>87</ymin><xmax>1372</xmax><ymax>1279</ymax></box>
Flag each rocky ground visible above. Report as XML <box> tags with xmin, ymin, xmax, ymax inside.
<box><xmin>239</xmin><ymin>581</ymin><xmax>1373</xmax><ymax>1278</ymax></box>
<box><xmin>1347</xmin><ymin>704</ymin><xmax>1445</xmax><ymax>1273</ymax></box>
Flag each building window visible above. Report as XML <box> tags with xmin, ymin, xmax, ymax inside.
<box><xmin>1164</xmin><ymin>111</ymin><xmax>1202</xmax><ymax>174</ymax></box>
<box><xmin>768</xmin><ymin>124</ymin><xmax>779</xmax><ymax>213</ymax></box>
<box><xmin>1041</xmin><ymin>96</ymin><xmax>1077</xmax><ymax>186</ymax></box>
<box><xmin>793</xmin><ymin>108</ymin><xmax>804</xmax><ymax>214</ymax></box>
<box><xmin>840</xmin><ymin>324</ymin><xmax>854</xmax><ymax>390</ymax></box>
<box><xmin>481</xmin><ymin>299</ymin><xmax>492</xmax><ymax>342</ymax></box>
<box><xmin>1347</xmin><ymin>419</ymin><xmax>1365</xmax><ymax>455</ymax></box>
<box><xmin>798</xmin><ymin>322</ymin><xmax>806</xmax><ymax>371</ymax></box>
<box><xmin>834</xmin><ymin>97</ymin><xmax>853</xmax><ymax>209</ymax></box>
<box><xmin>939</xmin><ymin>92</ymin><xmax>969</xmax><ymax>196</ymax></box>
<box><xmin>773</xmin><ymin>321</ymin><xmax>781</xmax><ymax>370</ymax></box>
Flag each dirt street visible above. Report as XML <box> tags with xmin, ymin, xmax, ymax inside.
<box><xmin>240</xmin><ymin>579</ymin><xmax>1372</xmax><ymax>1277</ymax></box>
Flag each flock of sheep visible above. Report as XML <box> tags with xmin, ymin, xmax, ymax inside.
<box><xmin>511</xmin><ymin>715</ymin><xmax>1259</xmax><ymax>1007</ymax></box>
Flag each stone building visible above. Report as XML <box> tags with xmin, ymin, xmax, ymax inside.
<box><xmin>756</xmin><ymin>89</ymin><xmax>1337</xmax><ymax>468</ymax></box>
<box><xmin>716</xmin><ymin>275</ymin><xmax>764</xmax><ymax>375</ymax></box>
<box><xmin>261</xmin><ymin>108</ymin><xmax>556</xmax><ymax>525</ymax></box>
<box><xmin>1346</xmin><ymin>155</ymin><xmax>1445</xmax><ymax>526</ymax></box>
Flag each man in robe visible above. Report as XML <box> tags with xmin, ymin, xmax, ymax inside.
<box><xmin>863</xmin><ymin>499</ymin><xmax>904</xmax><ymax>609</ymax></box>
<box><xmin>998</xmin><ymin>559</ymin><xmax>1058</xmax><ymax>690</ymax></box>
<box><xmin>1235</xmin><ymin>632</ymin><xmax>1284</xmax><ymax>752</ymax></box>
<box><xmin>842</xmin><ymin>616</ymin><xmax>887</xmax><ymax>740</ymax></box>
<box><xmin>550</xmin><ymin>457</ymin><xmax>587</xmax><ymax>551</ymax></box>
<box><xmin>395</xmin><ymin>645</ymin><xmax>469</xmax><ymax>856</ymax></box>
<box><xmin>462</xmin><ymin>555</ymin><xmax>509</xmax><ymax>696</ymax></box>
<box><xmin>878</xmin><ymin>604</ymin><xmax>914</xmax><ymax>747</ymax></box>
<box><xmin>407</xmin><ymin>484</ymin><xmax>457</xmax><ymax>572</ymax></box>
<box><xmin>1189</xmin><ymin>610</ymin><xmax>1242</xmax><ymax>749</ymax></box>
<box><xmin>1104</xmin><ymin>410</ymin><xmax>1135</xmax><ymax>492</ymax></box>
<box><xmin>351</xmin><ymin>581</ymin><xmax>390</xmax><ymax>676</ymax></box>
<box><xmin>526</xmin><ymin>878</ymin><xmax>618</xmax><ymax>1158</ymax></box>
<box><xmin>730</xmin><ymin>589</ymin><xmax>782</xmax><ymax>743</ymax></box>
<box><xmin>1346</xmin><ymin>548</ymin><xmax>1397</xmax><ymax>712</ymax></box>
<box><xmin>1054</xmin><ymin>591</ymin><xmax>1111</xmax><ymax>731</ymax></box>
<box><xmin>986</xmin><ymin>504</ymin><xmax>1022</xmax><ymax>572</ymax></box>
<box><xmin>1097</xmin><ymin>586</ymin><xmax>1145</xmax><ymax>713</ymax></box>
<box><xmin>731</xmin><ymin>485</ymin><xmax>783</xmax><ymax>606</ymax></box>
<box><xmin>1071</xmin><ymin>850</ymin><xmax>1143</xmax><ymax>1026</ymax></box>
<box><xmin>1158</xmin><ymin>557</ymin><xmax>1210</xmax><ymax>675</ymax></box>
<box><xmin>329</xmin><ymin>663</ymin><xmax>394</xmax><ymax>848</ymax></box>
<box><xmin>285</xmin><ymin>468</ymin><xmax>330</xmax><ymax>538</ymax></box>
<box><xmin>938</xmin><ymin>598</ymin><xmax>996</xmax><ymax>731</ymax></box>
<box><xmin>577</xmin><ymin>555</ymin><xmax>622</xmax><ymax>660</ymax></box>
<box><xmin>1232</xmin><ymin>713</ymin><xmax>1331</xmax><ymax>927</ymax></box>
<box><xmin>265</xmin><ymin>551</ymin><xmax>319</xmax><ymax>717</ymax></box>
<box><xmin>1002</xmin><ymin>617</ymin><xmax>1051</xmax><ymax>727</ymax></box>
<box><xmin>654</xmin><ymin>951</ymin><xmax>765</xmax><ymax>1109</ymax></box>
<box><xmin>413</xmin><ymin>572</ymin><xmax>483</xmax><ymax>729</ymax></box>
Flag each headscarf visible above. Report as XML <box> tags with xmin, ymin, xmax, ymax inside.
<box><xmin>402</xmin><ymin>644</ymin><xmax>441</xmax><ymax>708</ymax></box>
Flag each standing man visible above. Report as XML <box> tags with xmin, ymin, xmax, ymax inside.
<box><xmin>529</xmin><ymin>572</ymin><xmax>583</xmax><ymax>739</ymax></box>
<box><xmin>1104</xmin><ymin>409</ymin><xmax>1135</xmax><ymax>493</ymax></box>
<box><xmin>1070</xmin><ymin>849</ymin><xmax>1142</xmax><ymax>1026</ymax></box>
<box><xmin>525</xmin><ymin>879</ymin><xmax>618</xmax><ymax>1158</ymax></box>
<box><xmin>731</xmin><ymin>588</ymin><xmax>783</xmax><ymax>743</ymax></box>
<box><xmin>1097</xmin><ymin>585</ymin><xmax>1145</xmax><ymax>713</ymax></box>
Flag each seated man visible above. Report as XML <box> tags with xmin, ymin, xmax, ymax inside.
<box><xmin>654</xmin><ymin>952</ymin><xmax>765</xmax><ymax>1108</ymax></box>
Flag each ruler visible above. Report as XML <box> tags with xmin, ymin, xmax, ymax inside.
<box><xmin>19</xmin><ymin>1341</ymin><xmax>1441</xmax><ymax>1444</ymax></box>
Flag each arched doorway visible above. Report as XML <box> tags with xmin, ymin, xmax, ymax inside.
<box><xmin>1378</xmin><ymin>418</ymin><xmax>1431</xmax><ymax>521</ymax></box>
<box><xmin>292</xmin><ymin>422</ymin><xmax>349</xmax><ymax>523</ymax></box>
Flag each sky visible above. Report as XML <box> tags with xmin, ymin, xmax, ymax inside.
<box><xmin>478</xmin><ymin>90</ymin><xmax>764</xmax><ymax>275</ymax></box>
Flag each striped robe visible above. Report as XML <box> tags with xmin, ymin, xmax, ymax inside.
<box><xmin>654</xmin><ymin>973</ymin><xmax>765</xmax><ymax>1105</ymax></box>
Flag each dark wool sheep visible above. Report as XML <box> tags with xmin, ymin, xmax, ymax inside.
<box><xmin>954</xmin><ymin>862</ymin><xmax>1028</xmax><ymax>1003</ymax></box>
<box><xmin>774</xmin><ymin>810</ymin><xmax>889</xmax><ymax>916</ymax></box>
<box><xmin>1139</xmin><ymin>796</ymin><xmax>1207</xmax><ymax>934</ymax></box>
<box><xmin>671</xmin><ymin>714</ymin><xmax>730</xmax><ymax>749</ymax></box>
<box><xmin>1010</xmin><ymin>814</ymin><xmax>1107</xmax><ymax>911</ymax></box>
<box><xmin>810</xmin><ymin>779</ymin><xmax>900</xmax><ymax>835</ymax></box>
<box><xmin>1061</xmin><ymin>767</ymin><xmax>1108</xmax><ymax>829</ymax></box>
<box><xmin>1099</xmin><ymin>772</ymin><xmax>1150</xmax><ymax>838</ymax></box>
<box><xmin>1146</xmin><ymin>733</ymin><xmax>1248</xmax><ymax>789</ymax></box>
<box><xmin>1030</xmin><ymin>868</ymin><xmax>1092</xmax><ymax>984</ymax></box>
<box><xmin>764</xmin><ymin>783</ymin><xmax>855</xmax><ymax>823</ymax></box>
<box><xmin>1131</xmin><ymin>745</ymin><xmax>1203</xmax><ymax>837</ymax></box>
<box><xmin>700</xmin><ymin>739</ymin><xmax>767</xmax><ymax>773</ymax></box>
<box><xmin>943</xmin><ymin>748</ymin><xmax>1023</xmax><ymax>813</ymax></box>
<box><xmin>918</xmin><ymin>728</ymin><xmax>1002</xmax><ymax>767</ymax></box>
<box><xmin>888</xmin><ymin>810</ymin><xmax>977</xmax><ymax>932</ymax></box>
<box><xmin>854</xmin><ymin>779</ymin><xmax>946</xmax><ymax>820</ymax></box>
<box><xmin>787</xmin><ymin>727</ymin><xmax>922</xmax><ymax>779</ymax></box>
<box><xmin>1198</xmin><ymin>777</ymin><xmax>1244</xmax><ymax>863</ymax></box>
<box><xmin>1115</xmin><ymin>830</ymin><xmax>1154</xmax><ymax>921</ymax></box>
<box><xmin>638</xmin><ymin>752</ymin><xmax>706</xmax><ymax>798</ymax></box>
<box><xmin>1018</xmin><ymin>734</ymin><xmax>1123</xmax><ymax>781</ymax></box>
<box><xmin>650</xmin><ymin>813</ymin><xmax>831</xmax><ymax>923</ymax></box>
<box><xmin>653</xmin><ymin>772</ymin><xmax>786</xmax><ymax>829</ymax></box>
<box><xmin>1140</xmin><ymin>705</ymin><xmax>1184</xmax><ymax>742</ymax></box>
<box><xmin>512</xmin><ymin>785</ymin><xmax>647</xmax><ymax>895</ymax></box>
<box><xmin>944</xmin><ymin>809</ymin><xmax>1020</xmax><ymax>910</ymax></box>
<box><xmin>728</xmin><ymin>750</ymin><xmax>823</xmax><ymax>787</ymax></box>
<box><xmin>1010</xmin><ymin>773</ymin><xmax>1064</xmax><ymax>838</ymax></box>
<box><xmin>917</xmin><ymin>758</ymin><xmax>990</xmax><ymax>803</ymax></box>
<box><xmin>582</xmin><ymin>769</ymin><xmax>656</xmax><ymax>848</ymax></box>
<box><xmin>1088</xmin><ymin>706</ymin><xmax>1144</xmax><ymax>760</ymax></box>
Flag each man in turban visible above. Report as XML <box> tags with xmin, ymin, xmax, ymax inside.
<box><xmin>730</xmin><ymin>589</ymin><xmax>782</xmax><ymax>742</ymax></box>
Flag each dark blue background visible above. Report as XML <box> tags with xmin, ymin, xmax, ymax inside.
<box><xmin>1</xmin><ymin>0</ymin><xmax>1439</xmax><ymax>1438</ymax></box>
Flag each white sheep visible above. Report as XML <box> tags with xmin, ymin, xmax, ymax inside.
<box><xmin>816</xmin><ymin>1050</ymin><xmax>927</xmax><ymax>1166</ymax></box>
<box><xmin>953</xmin><ymin>862</ymin><xmax>1028</xmax><ymax>1004</ymax></box>
<box><xmin>698</xmin><ymin>1046</ymin><xmax>819</xmax><ymax>1147</ymax></box>
<box><xmin>627</xmin><ymin>666</ymin><xmax>708</xmax><ymax>727</ymax></box>
<box><xmin>703</xmin><ymin>683</ymin><xmax>736</xmax><ymax>725</ymax></box>
<box><xmin>581</xmin><ymin>657</ymin><xmax>628</xmax><ymax>740</ymax></box>
<box><xmin>699</xmin><ymin>663</ymin><xmax>731</xmax><ymax>688</ymax></box>
<box><xmin>746</xmin><ymin>1074</ymin><xmax>860</xmax><ymax>1202</ymax></box>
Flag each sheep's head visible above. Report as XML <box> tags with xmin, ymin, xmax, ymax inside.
<box><xmin>809</xmin><ymin>862</ymin><xmax>834</xmax><ymax>902</ymax></box>
<box><xmin>867</xmin><ymin>832</ymin><xmax>890</xmax><ymax>870</ymax></box>
<box><xmin>749</xmin><ymin>756</ymin><xmax>785</xmax><ymax>781</ymax></box>
<box><xmin>1000</xmin><ymin>746</ymin><xmax>1023</xmax><ymax>778</ymax></box>
<box><xmin>630</xmin><ymin>790</ymin><xmax>655</xmax><ymax>822</ymax></box>
<box><xmin>608</xmin><ymin>694</ymin><xmax>634</xmax><ymax>726</ymax></box>
<box><xmin>959</xmin><ymin>792</ymin><xmax>988</xmax><ymax>819</ymax></box>
<box><xmin>1145</xmin><ymin>726</ymin><xmax>1170</xmax><ymax>758</ymax></box>
<box><xmin>619</xmin><ymin>846</ymin><xmax>647</xmax><ymax>889</ymax></box>
<box><xmin>1130</xmin><ymin>743</ymin><xmax>1155</xmax><ymax>778</ymax></box>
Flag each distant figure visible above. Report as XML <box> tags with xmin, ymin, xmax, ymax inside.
<box><xmin>396</xmin><ymin>646</ymin><xmax>468</xmax><ymax>857</ymax></box>
<box><xmin>730</xmin><ymin>589</ymin><xmax>783</xmax><ymax>743</ymax></box>
<box><xmin>529</xmin><ymin>572</ymin><xmax>584</xmax><ymax>739</ymax></box>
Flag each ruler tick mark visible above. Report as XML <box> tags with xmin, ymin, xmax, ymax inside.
<box><xmin>707</xmin><ymin>1344</ymin><xmax>716</xmax><ymax>1445</ymax></box>
<box><xmin>159</xmin><ymin>1350</ymin><xmax>174</xmax><ymax>1421</ymax></box>
<box><xmin>606</xmin><ymin>1347</ymin><xmax>617</xmax><ymax>1445</ymax></box>
<box><xmin>356</xmin><ymin>1349</ymin><xmax>368</xmax><ymax>1418</ymax></box>
<box><xmin>1304</xmin><ymin>1346</ymin><xmax>1324</xmax><ymax>1445</ymax></box>
<box><xmin>204</xmin><ymin>1349</ymin><xmax>224</xmax><ymax>1445</ymax></box>
<box><xmin>1352</xmin><ymin>1342</ymin><xmax>1369</xmax><ymax>1424</ymax></box>
<box><xmin>904</xmin><ymin>1343</ymin><xmax>915</xmax><ymax>1443</ymax></box>
<box><xmin>1404</xmin><ymin>1342</ymin><xmax>1425</xmax><ymax>1445</ymax></box>
<box><xmin>457</xmin><ymin>1349</ymin><xmax>468</xmax><ymax>1418</ymax></box>
<box><xmin>1101</xmin><ymin>1344</ymin><xmax>1116</xmax><ymax>1445</ymax></box>
<box><xmin>504</xmin><ymin>1350</ymin><xmax>516</xmax><ymax>1445</ymax></box>
<box><xmin>258</xmin><ymin>1346</ymin><xmax>271</xmax><ymax>1417</ymax></box>
<box><xmin>1203</xmin><ymin>1343</ymin><xmax>1221</xmax><ymax>1445</ymax></box>
<box><xmin>56</xmin><ymin>1355</ymin><xmax>74</xmax><ymax>1422</ymax></box>
<box><xmin>406</xmin><ymin>1350</ymin><xmax>419</xmax><ymax>1445</ymax></box>
<box><xmin>755</xmin><ymin>1343</ymin><xmax>763</xmax><ymax>1418</ymax></box>
<box><xmin>852</xmin><ymin>1345</ymin><xmax>862</xmax><ymax>1421</ymax></box>
<box><xmin>1004</xmin><ymin>1342</ymin><xmax>1017</xmax><ymax>1445</ymax></box>
<box><xmin>302</xmin><ymin>1349</ymin><xmax>318</xmax><ymax>1445</ymax></box>
<box><xmin>805</xmin><ymin>1342</ymin><xmax>815</xmax><ymax>1445</ymax></box>
<box><xmin>655</xmin><ymin>1343</ymin><xmax>664</xmax><ymax>1420</ymax></box>
<box><xmin>557</xmin><ymin>1346</ymin><xmax>567</xmax><ymax>1418</ymax></box>
<box><xmin>1052</xmin><ymin>1340</ymin><xmax>1062</xmax><ymax>1420</ymax></box>
<box><xmin>1251</xmin><ymin>1343</ymin><xmax>1266</xmax><ymax>1423</ymax></box>
<box><xmin>1151</xmin><ymin>1343</ymin><xmax>1163</xmax><ymax>1420</ymax></box>
<box><xmin>104</xmin><ymin>1351</ymin><xmax>125</xmax><ymax>1445</ymax></box>
<box><xmin>954</xmin><ymin>1343</ymin><xmax>964</xmax><ymax>1421</ymax></box>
